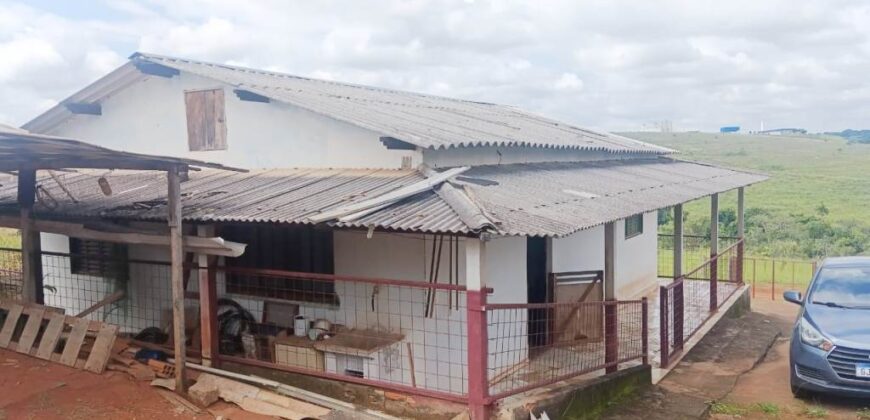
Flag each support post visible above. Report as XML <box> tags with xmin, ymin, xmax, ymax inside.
<box><xmin>673</xmin><ymin>204</ymin><xmax>683</xmax><ymax>279</ymax></box>
<box><xmin>659</xmin><ymin>285</ymin><xmax>669</xmax><ymax>367</ymax></box>
<box><xmin>197</xmin><ymin>225</ymin><xmax>219</xmax><ymax>368</ymax></box>
<box><xmin>604</xmin><ymin>222</ymin><xmax>618</xmax><ymax>373</ymax></box>
<box><xmin>641</xmin><ymin>297</ymin><xmax>649</xmax><ymax>366</ymax></box>
<box><xmin>168</xmin><ymin>167</ymin><xmax>187</xmax><ymax>394</ymax></box>
<box><xmin>736</xmin><ymin>187</ymin><xmax>745</xmax><ymax>284</ymax></box>
<box><xmin>709</xmin><ymin>194</ymin><xmax>719</xmax><ymax>312</ymax></box>
<box><xmin>466</xmin><ymin>238</ymin><xmax>490</xmax><ymax>420</ymax></box>
<box><xmin>18</xmin><ymin>169</ymin><xmax>42</xmax><ymax>304</ymax></box>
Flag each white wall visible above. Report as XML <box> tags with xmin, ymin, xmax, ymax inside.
<box><xmin>613</xmin><ymin>211</ymin><xmax>659</xmax><ymax>299</ymax></box>
<box><xmin>549</xmin><ymin>211</ymin><xmax>659</xmax><ymax>300</ymax></box>
<box><xmin>46</xmin><ymin>72</ymin><xmax>419</xmax><ymax>169</ymax></box>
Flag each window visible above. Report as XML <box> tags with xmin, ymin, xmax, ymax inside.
<box><xmin>222</xmin><ymin>224</ymin><xmax>338</xmax><ymax>305</ymax></box>
<box><xmin>69</xmin><ymin>238</ymin><xmax>128</xmax><ymax>277</ymax></box>
<box><xmin>184</xmin><ymin>88</ymin><xmax>227</xmax><ymax>151</ymax></box>
<box><xmin>625</xmin><ymin>214</ymin><xmax>644</xmax><ymax>239</ymax></box>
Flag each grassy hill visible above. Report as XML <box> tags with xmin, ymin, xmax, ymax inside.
<box><xmin>623</xmin><ymin>132</ymin><xmax>870</xmax><ymax>258</ymax></box>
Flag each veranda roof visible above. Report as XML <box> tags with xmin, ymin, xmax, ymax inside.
<box><xmin>0</xmin><ymin>157</ymin><xmax>766</xmax><ymax>238</ymax></box>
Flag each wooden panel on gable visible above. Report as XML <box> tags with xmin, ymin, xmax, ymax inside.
<box><xmin>184</xmin><ymin>88</ymin><xmax>227</xmax><ymax>151</ymax></box>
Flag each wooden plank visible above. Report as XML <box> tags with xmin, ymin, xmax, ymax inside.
<box><xmin>197</xmin><ymin>225</ymin><xmax>218</xmax><ymax>366</ymax></box>
<box><xmin>76</xmin><ymin>291</ymin><xmax>124</xmax><ymax>318</ymax></box>
<box><xmin>59</xmin><ymin>317</ymin><xmax>89</xmax><ymax>367</ymax></box>
<box><xmin>15</xmin><ymin>307</ymin><xmax>45</xmax><ymax>354</ymax></box>
<box><xmin>0</xmin><ymin>303</ymin><xmax>23</xmax><ymax>348</ymax></box>
<box><xmin>84</xmin><ymin>323</ymin><xmax>119</xmax><ymax>374</ymax></box>
<box><xmin>185</xmin><ymin>90</ymin><xmax>206</xmax><ymax>151</ymax></box>
<box><xmin>36</xmin><ymin>311</ymin><xmax>66</xmax><ymax>360</ymax></box>
<box><xmin>212</xmin><ymin>89</ymin><xmax>227</xmax><ymax>150</ymax></box>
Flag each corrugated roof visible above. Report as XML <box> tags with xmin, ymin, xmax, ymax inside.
<box><xmin>0</xmin><ymin>125</ymin><xmax>241</xmax><ymax>172</ymax></box>
<box><xmin>452</xmin><ymin>158</ymin><xmax>768</xmax><ymax>236</ymax></box>
<box><xmin>0</xmin><ymin>158</ymin><xmax>766</xmax><ymax>237</ymax></box>
<box><xmin>0</xmin><ymin>167</ymin><xmax>467</xmax><ymax>235</ymax></box>
<box><xmin>24</xmin><ymin>52</ymin><xmax>672</xmax><ymax>155</ymax></box>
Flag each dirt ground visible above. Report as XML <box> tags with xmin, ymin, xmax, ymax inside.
<box><xmin>602</xmin><ymin>298</ymin><xmax>870</xmax><ymax>420</ymax></box>
<box><xmin>0</xmin><ymin>349</ymin><xmax>272</xmax><ymax>420</ymax></box>
<box><xmin>716</xmin><ymin>299</ymin><xmax>870</xmax><ymax>420</ymax></box>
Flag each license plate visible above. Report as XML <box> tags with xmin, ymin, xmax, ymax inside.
<box><xmin>857</xmin><ymin>364</ymin><xmax>870</xmax><ymax>378</ymax></box>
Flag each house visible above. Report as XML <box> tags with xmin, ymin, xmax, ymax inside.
<box><xmin>1</xmin><ymin>53</ymin><xmax>766</xmax><ymax>419</ymax></box>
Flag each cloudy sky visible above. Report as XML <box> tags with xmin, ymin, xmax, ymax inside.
<box><xmin>1</xmin><ymin>0</ymin><xmax>868</xmax><ymax>132</ymax></box>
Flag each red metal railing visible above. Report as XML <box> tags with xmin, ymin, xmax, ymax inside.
<box><xmin>659</xmin><ymin>239</ymin><xmax>744</xmax><ymax>368</ymax></box>
<box><xmin>484</xmin><ymin>299</ymin><xmax>648</xmax><ymax>402</ymax></box>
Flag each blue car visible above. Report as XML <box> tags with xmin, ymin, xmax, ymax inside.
<box><xmin>784</xmin><ymin>257</ymin><xmax>870</xmax><ymax>398</ymax></box>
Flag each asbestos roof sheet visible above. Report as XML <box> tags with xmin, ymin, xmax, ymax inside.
<box><xmin>0</xmin><ymin>125</ymin><xmax>240</xmax><ymax>172</ymax></box>
<box><xmin>26</xmin><ymin>52</ymin><xmax>672</xmax><ymax>155</ymax></box>
<box><xmin>0</xmin><ymin>158</ymin><xmax>766</xmax><ymax>237</ymax></box>
<box><xmin>452</xmin><ymin>158</ymin><xmax>768</xmax><ymax>236</ymax></box>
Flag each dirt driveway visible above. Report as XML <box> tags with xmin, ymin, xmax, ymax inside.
<box><xmin>716</xmin><ymin>299</ymin><xmax>870</xmax><ymax>419</ymax></box>
<box><xmin>0</xmin><ymin>348</ymin><xmax>270</xmax><ymax>420</ymax></box>
<box><xmin>602</xmin><ymin>298</ymin><xmax>870</xmax><ymax>420</ymax></box>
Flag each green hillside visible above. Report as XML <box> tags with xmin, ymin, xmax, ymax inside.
<box><xmin>624</xmin><ymin>132</ymin><xmax>870</xmax><ymax>258</ymax></box>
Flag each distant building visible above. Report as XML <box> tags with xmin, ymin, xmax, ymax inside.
<box><xmin>758</xmin><ymin>128</ymin><xmax>807</xmax><ymax>136</ymax></box>
<box><xmin>720</xmin><ymin>126</ymin><xmax>740</xmax><ymax>133</ymax></box>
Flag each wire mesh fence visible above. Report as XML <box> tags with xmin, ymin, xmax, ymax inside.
<box><xmin>485</xmin><ymin>299</ymin><xmax>647</xmax><ymax>401</ymax></box>
<box><xmin>0</xmin><ymin>248</ymin><xmax>22</xmax><ymax>300</ymax></box>
<box><xmin>658</xmin><ymin>234</ymin><xmax>741</xmax><ymax>279</ymax></box>
<box><xmin>212</xmin><ymin>266</ymin><xmax>470</xmax><ymax>398</ymax></box>
<box><xmin>658</xmin><ymin>240</ymin><xmax>743</xmax><ymax>367</ymax></box>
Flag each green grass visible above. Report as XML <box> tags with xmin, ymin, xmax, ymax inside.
<box><xmin>0</xmin><ymin>228</ymin><xmax>19</xmax><ymax>249</ymax></box>
<box><xmin>626</xmin><ymin>132</ymin><xmax>870</xmax><ymax>259</ymax></box>
<box><xmin>658</xmin><ymin>246</ymin><xmax>817</xmax><ymax>286</ymax></box>
<box><xmin>857</xmin><ymin>408</ymin><xmax>870</xmax><ymax>419</ymax></box>
<box><xmin>709</xmin><ymin>401</ymin><xmax>748</xmax><ymax>416</ymax></box>
<box><xmin>754</xmin><ymin>402</ymin><xmax>780</xmax><ymax>416</ymax></box>
<box><xmin>624</xmin><ymin>132</ymin><xmax>870</xmax><ymax>223</ymax></box>
<box><xmin>803</xmin><ymin>405</ymin><xmax>828</xmax><ymax>418</ymax></box>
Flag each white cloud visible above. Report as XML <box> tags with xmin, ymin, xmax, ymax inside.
<box><xmin>0</xmin><ymin>0</ymin><xmax>869</xmax><ymax>132</ymax></box>
<box><xmin>554</xmin><ymin>73</ymin><xmax>583</xmax><ymax>91</ymax></box>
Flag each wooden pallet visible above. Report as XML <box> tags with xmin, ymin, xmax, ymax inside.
<box><xmin>0</xmin><ymin>300</ymin><xmax>118</xmax><ymax>374</ymax></box>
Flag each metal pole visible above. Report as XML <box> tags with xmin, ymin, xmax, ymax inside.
<box><xmin>709</xmin><ymin>194</ymin><xmax>719</xmax><ymax>311</ymax></box>
<box><xmin>673</xmin><ymin>204</ymin><xmax>684</xmax><ymax>280</ymax></box>
<box><xmin>641</xmin><ymin>297</ymin><xmax>649</xmax><ymax>366</ymax></box>
<box><xmin>736</xmin><ymin>187</ymin><xmax>745</xmax><ymax>284</ymax></box>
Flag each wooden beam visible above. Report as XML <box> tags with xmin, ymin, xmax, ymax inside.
<box><xmin>168</xmin><ymin>166</ymin><xmax>187</xmax><ymax>394</ymax></box>
<box><xmin>75</xmin><ymin>290</ymin><xmax>125</xmax><ymax>318</ymax></box>
<box><xmin>18</xmin><ymin>169</ymin><xmax>42</xmax><ymax>303</ymax></box>
<box><xmin>197</xmin><ymin>225</ymin><xmax>219</xmax><ymax>368</ymax></box>
<box><xmin>0</xmin><ymin>216</ymin><xmax>245</xmax><ymax>257</ymax></box>
<box><xmin>604</xmin><ymin>222</ymin><xmax>616</xmax><ymax>300</ymax></box>
<box><xmin>673</xmin><ymin>204</ymin><xmax>683</xmax><ymax>279</ymax></box>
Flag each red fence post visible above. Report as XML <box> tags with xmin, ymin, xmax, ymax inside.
<box><xmin>641</xmin><ymin>297</ymin><xmax>649</xmax><ymax>366</ymax></box>
<box><xmin>604</xmin><ymin>301</ymin><xmax>618</xmax><ymax>374</ymax></box>
<box><xmin>467</xmin><ymin>290</ymin><xmax>490</xmax><ymax>420</ymax></box>
<box><xmin>659</xmin><ymin>285</ymin><xmax>669</xmax><ymax>367</ymax></box>
<box><xmin>709</xmin><ymin>255</ymin><xmax>719</xmax><ymax>312</ymax></box>
<box><xmin>673</xmin><ymin>282</ymin><xmax>684</xmax><ymax>352</ymax></box>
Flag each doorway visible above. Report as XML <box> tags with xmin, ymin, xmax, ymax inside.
<box><xmin>527</xmin><ymin>237</ymin><xmax>549</xmax><ymax>348</ymax></box>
